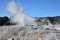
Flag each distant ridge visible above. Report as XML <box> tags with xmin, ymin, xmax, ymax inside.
<box><xmin>35</xmin><ymin>16</ymin><xmax>60</xmax><ymax>25</ymax></box>
<box><xmin>0</xmin><ymin>16</ymin><xmax>60</xmax><ymax>26</ymax></box>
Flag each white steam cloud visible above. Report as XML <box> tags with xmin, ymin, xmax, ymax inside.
<box><xmin>6</xmin><ymin>1</ymin><xmax>36</xmax><ymax>26</ymax></box>
<box><xmin>7</xmin><ymin>1</ymin><xmax>17</xmax><ymax>15</ymax></box>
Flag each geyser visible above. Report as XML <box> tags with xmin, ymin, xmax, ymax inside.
<box><xmin>6</xmin><ymin>1</ymin><xmax>35</xmax><ymax>26</ymax></box>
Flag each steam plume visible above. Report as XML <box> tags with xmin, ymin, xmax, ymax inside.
<box><xmin>6</xmin><ymin>0</ymin><xmax>35</xmax><ymax>26</ymax></box>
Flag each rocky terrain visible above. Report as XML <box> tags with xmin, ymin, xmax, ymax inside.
<box><xmin>0</xmin><ymin>24</ymin><xmax>60</xmax><ymax>40</ymax></box>
<box><xmin>0</xmin><ymin>16</ymin><xmax>60</xmax><ymax>40</ymax></box>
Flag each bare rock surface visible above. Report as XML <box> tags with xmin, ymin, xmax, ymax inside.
<box><xmin>0</xmin><ymin>25</ymin><xmax>60</xmax><ymax>40</ymax></box>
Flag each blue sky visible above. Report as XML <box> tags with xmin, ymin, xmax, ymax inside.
<box><xmin>0</xmin><ymin>0</ymin><xmax>60</xmax><ymax>17</ymax></box>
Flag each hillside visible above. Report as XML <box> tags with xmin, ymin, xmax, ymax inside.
<box><xmin>0</xmin><ymin>16</ymin><xmax>60</xmax><ymax>26</ymax></box>
<box><xmin>35</xmin><ymin>16</ymin><xmax>60</xmax><ymax>25</ymax></box>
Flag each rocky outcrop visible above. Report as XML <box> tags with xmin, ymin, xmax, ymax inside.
<box><xmin>0</xmin><ymin>25</ymin><xmax>60</xmax><ymax>40</ymax></box>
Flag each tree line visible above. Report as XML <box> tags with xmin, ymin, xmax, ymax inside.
<box><xmin>36</xmin><ymin>16</ymin><xmax>60</xmax><ymax>25</ymax></box>
<box><xmin>0</xmin><ymin>16</ymin><xmax>16</xmax><ymax>26</ymax></box>
<box><xmin>0</xmin><ymin>16</ymin><xmax>60</xmax><ymax>26</ymax></box>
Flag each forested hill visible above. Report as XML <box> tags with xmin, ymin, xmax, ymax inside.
<box><xmin>35</xmin><ymin>16</ymin><xmax>60</xmax><ymax>25</ymax></box>
<box><xmin>0</xmin><ymin>16</ymin><xmax>15</xmax><ymax>26</ymax></box>
<box><xmin>0</xmin><ymin>16</ymin><xmax>60</xmax><ymax>26</ymax></box>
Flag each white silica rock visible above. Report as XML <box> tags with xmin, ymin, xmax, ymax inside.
<box><xmin>0</xmin><ymin>24</ymin><xmax>60</xmax><ymax>40</ymax></box>
<box><xmin>7</xmin><ymin>38</ymin><xmax>12</xmax><ymax>40</ymax></box>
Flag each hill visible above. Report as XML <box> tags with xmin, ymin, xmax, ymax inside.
<box><xmin>0</xmin><ymin>16</ymin><xmax>60</xmax><ymax>26</ymax></box>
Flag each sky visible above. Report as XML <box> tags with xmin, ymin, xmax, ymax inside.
<box><xmin>0</xmin><ymin>0</ymin><xmax>60</xmax><ymax>17</ymax></box>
